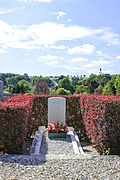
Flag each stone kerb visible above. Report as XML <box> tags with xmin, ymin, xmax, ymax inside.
<box><xmin>48</xmin><ymin>97</ymin><xmax>66</xmax><ymax>124</ymax></box>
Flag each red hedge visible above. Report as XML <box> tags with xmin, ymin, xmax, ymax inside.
<box><xmin>0</xmin><ymin>94</ymin><xmax>120</xmax><ymax>155</ymax></box>
<box><xmin>79</xmin><ymin>95</ymin><xmax>120</xmax><ymax>154</ymax></box>
<box><xmin>0</xmin><ymin>95</ymin><xmax>33</xmax><ymax>154</ymax></box>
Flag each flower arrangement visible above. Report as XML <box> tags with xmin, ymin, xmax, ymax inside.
<box><xmin>47</xmin><ymin>121</ymin><xmax>68</xmax><ymax>133</ymax></box>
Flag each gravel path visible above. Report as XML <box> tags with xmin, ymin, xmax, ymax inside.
<box><xmin>40</xmin><ymin>132</ymin><xmax>74</xmax><ymax>155</ymax></box>
<box><xmin>0</xmin><ymin>132</ymin><xmax>119</xmax><ymax>179</ymax></box>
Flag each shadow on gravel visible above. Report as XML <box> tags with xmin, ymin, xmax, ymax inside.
<box><xmin>0</xmin><ymin>133</ymin><xmax>48</xmax><ymax>166</ymax></box>
<box><xmin>0</xmin><ymin>154</ymin><xmax>46</xmax><ymax>166</ymax></box>
<box><xmin>81</xmin><ymin>142</ymin><xmax>92</xmax><ymax>147</ymax></box>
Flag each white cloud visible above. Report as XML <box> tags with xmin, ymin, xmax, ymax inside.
<box><xmin>0</xmin><ymin>9</ymin><xmax>14</xmax><ymax>15</ymax></box>
<box><xmin>0</xmin><ymin>20</ymin><xmax>103</xmax><ymax>50</ymax></box>
<box><xmin>20</xmin><ymin>0</ymin><xmax>52</xmax><ymax>2</ymax></box>
<box><xmin>22</xmin><ymin>59</ymin><xmax>35</xmax><ymax>62</ymax></box>
<box><xmin>117</xmin><ymin>56</ymin><xmax>120</xmax><ymax>59</ymax></box>
<box><xmin>71</xmin><ymin>57</ymin><xmax>88</xmax><ymax>62</ymax></box>
<box><xmin>54</xmin><ymin>11</ymin><xmax>66</xmax><ymax>20</ymax></box>
<box><xmin>37</xmin><ymin>54</ymin><xmax>61</xmax><ymax>62</ymax></box>
<box><xmin>0</xmin><ymin>48</ymin><xmax>6</xmax><ymax>54</ymax></box>
<box><xmin>68</xmin><ymin>44</ymin><xmax>96</xmax><ymax>55</ymax></box>
<box><xmin>0</xmin><ymin>20</ymin><xmax>119</xmax><ymax>53</ymax></box>
<box><xmin>49</xmin><ymin>45</ymin><xmax>66</xmax><ymax>50</ymax></box>
<box><xmin>96</xmin><ymin>50</ymin><xmax>102</xmax><ymax>55</ymax></box>
<box><xmin>100</xmin><ymin>29</ymin><xmax>120</xmax><ymax>45</ymax></box>
<box><xmin>84</xmin><ymin>60</ymin><xmax>109</xmax><ymax>68</ymax></box>
<box><xmin>67</xmin><ymin>18</ymin><xmax>72</xmax><ymax>23</ymax></box>
<box><xmin>0</xmin><ymin>7</ymin><xmax>21</xmax><ymax>14</ymax></box>
<box><xmin>45</xmin><ymin>61</ymin><xmax>59</xmax><ymax>65</ymax></box>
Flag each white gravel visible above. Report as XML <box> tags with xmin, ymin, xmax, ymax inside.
<box><xmin>0</xmin><ymin>132</ymin><xmax>119</xmax><ymax>179</ymax></box>
<box><xmin>40</xmin><ymin>132</ymin><xmax>74</xmax><ymax>155</ymax></box>
<box><xmin>0</xmin><ymin>155</ymin><xmax>120</xmax><ymax>179</ymax></box>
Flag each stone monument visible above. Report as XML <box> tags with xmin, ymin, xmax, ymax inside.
<box><xmin>34</xmin><ymin>79</ymin><xmax>49</xmax><ymax>95</ymax></box>
<box><xmin>0</xmin><ymin>80</ymin><xmax>3</xmax><ymax>97</ymax></box>
<box><xmin>48</xmin><ymin>97</ymin><xmax>66</xmax><ymax>124</ymax></box>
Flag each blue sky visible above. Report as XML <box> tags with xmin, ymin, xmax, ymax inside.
<box><xmin>0</xmin><ymin>0</ymin><xmax>120</xmax><ymax>77</ymax></box>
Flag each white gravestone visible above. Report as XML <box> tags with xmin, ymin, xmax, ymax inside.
<box><xmin>0</xmin><ymin>81</ymin><xmax>3</xmax><ymax>97</ymax></box>
<box><xmin>48</xmin><ymin>97</ymin><xmax>66</xmax><ymax>124</ymax></box>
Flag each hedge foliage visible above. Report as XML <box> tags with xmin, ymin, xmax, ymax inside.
<box><xmin>0</xmin><ymin>95</ymin><xmax>33</xmax><ymax>154</ymax></box>
<box><xmin>79</xmin><ymin>95</ymin><xmax>120</xmax><ymax>155</ymax></box>
<box><xmin>0</xmin><ymin>94</ymin><xmax>120</xmax><ymax>155</ymax></box>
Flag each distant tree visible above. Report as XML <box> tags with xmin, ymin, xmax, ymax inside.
<box><xmin>71</xmin><ymin>77</ymin><xmax>80</xmax><ymax>88</ymax></box>
<box><xmin>89</xmin><ymin>74</ymin><xmax>97</xmax><ymax>79</ymax></box>
<box><xmin>77</xmin><ymin>78</ymin><xmax>87</xmax><ymax>86</ymax></box>
<box><xmin>58</xmin><ymin>75</ymin><xmax>65</xmax><ymax>82</ymax></box>
<box><xmin>31</xmin><ymin>76</ymin><xmax>40</xmax><ymax>85</ymax></box>
<box><xmin>12</xmin><ymin>84</ymin><xmax>21</xmax><ymax>94</ymax></box>
<box><xmin>23</xmin><ymin>73</ymin><xmax>30</xmax><ymax>82</ymax></box>
<box><xmin>114</xmin><ymin>74</ymin><xmax>120</xmax><ymax>96</ymax></box>
<box><xmin>50</xmin><ymin>90</ymin><xmax>56</xmax><ymax>95</ymax></box>
<box><xmin>12</xmin><ymin>80</ymin><xmax>32</xmax><ymax>94</ymax></box>
<box><xmin>18</xmin><ymin>80</ymin><xmax>32</xmax><ymax>92</ymax></box>
<box><xmin>56</xmin><ymin>88</ymin><xmax>71</xmax><ymax>95</ymax></box>
<box><xmin>95</xmin><ymin>85</ymin><xmax>104</xmax><ymax>95</ymax></box>
<box><xmin>75</xmin><ymin>85</ymin><xmax>87</xmax><ymax>94</ymax></box>
<box><xmin>103</xmin><ymin>81</ymin><xmax>116</xmax><ymax>95</ymax></box>
<box><xmin>87</xmin><ymin>78</ymin><xmax>99</xmax><ymax>94</ymax></box>
<box><xmin>58</xmin><ymin>77</ymin><xmax>75</xmax><ymax>94</ymax></box>
<box><xmin>101</xmin><ymin>74</ymin><xmax>112</xmax><ymax>86</ymax></box>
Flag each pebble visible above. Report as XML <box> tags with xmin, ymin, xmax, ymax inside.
<box><xmin>0</xmin><ymin>132</ymin><xmax>119</xmax><ymax>179</ymax></box>
<box><xmin>0</xmin><ymin>155</ymin><xmax>119</xmax><ymax>179</ymax></box>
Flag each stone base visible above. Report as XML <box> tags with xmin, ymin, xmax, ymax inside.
<box><xmin>48</xmin><ymin>133</ymin><xmax>67</xmax><ymax>138</ymax></box>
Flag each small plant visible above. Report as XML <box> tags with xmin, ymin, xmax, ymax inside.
<box><xmin>47</xmin><ymin>121</ymin><xmax>68</xmax><ymax>133</ymax></box>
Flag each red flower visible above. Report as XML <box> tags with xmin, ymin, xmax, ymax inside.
<box><xmin>54</xmin><ymin>129</ymin><xmax>59</xmax><ymax>133</ymax></box>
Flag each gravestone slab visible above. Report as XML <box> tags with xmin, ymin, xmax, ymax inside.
<box><xmin>0</xmin><ymin>80</ymin><xmax>3</xmax><ymax>97</ymax></box>
<box><xmin>48</xmin><ymin>97</ymin><xmax>66</xmax><ymax>124</ymax></box>
<box><xmin>34</xmin><ymin>79</ymin><xmax>49</xmax><ymax>95</ymax></box>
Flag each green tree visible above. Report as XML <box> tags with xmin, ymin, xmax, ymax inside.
<box><xmin>76</xmin><ymin>85</ymin><xmax>88</xmax><ymax>94</ymax></box>
<box><xmin>58</xmin><ymin>77</ymin><xmax>75</xmax><ymax>94</ymax></box>
<box><xmin>103</xmin><ymin>81</ymin><xmax>116</xmax><ymax>95</ymax></box>
<box><xmin>56</xmin><ymin>88</ymin><xmax>71</xmax><ymax>95</ymax></box>
<box><xmin>18</xmin><ymin>80</ymin><xmax>32</xmax><ymax>92</ymax></box>
<box><xmin>114</xmin><ymin>74</ymin><xmax>120</xmax><ymax>96</ymax></box>
<box><xmin>87</xmin><ymin>76</ymin><xmax>99</xmax><ymax>94</ymax></box>
<box><xmin>12</xmin><ymin>80</ymin><xmax>32</xmax><ymax>94</ymax></box>
<box><xmin>95</xmin><ymin>85</ymin><xmax>104</xmax><ymax>95</ymax></box>
<box><xmin>31</xmin><ymin>76</ymin><xmax>40</xmax><ymax>85</ymax></box>
<box><xmin>23</xmin><ymin>73</ymin><xmax>30</xmax><ymax>82</ymax></box>
<box><xmin>71</xmin><ymin>77</ymin><xmax>80</xmax><ymax>88</ymax></box>
<box><xmin>77</xmin><ymin>78</ymin><xmax>87</xmax><ymax>86</ymax></box>
<box><xmin>12</xmin><ymin>84</ymin><xmax>21</xmax><ymax>94</ymax></box>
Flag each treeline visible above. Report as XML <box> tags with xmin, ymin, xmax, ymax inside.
<box><xmin>0</xmin><ymin>73</ymin><xmax>120</xmax><ymax>96</ymax></box>
<box><xmin>0</xmin><ymin>73</ymin><xmax>54</xmax><ymax>94</ymax></box>
<box><xmin>52</xmin><ymin>74</ymin><xmax>120</xmax><ymax>96</ymax></box>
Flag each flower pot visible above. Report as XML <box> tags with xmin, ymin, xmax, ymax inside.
<box><xmin>48</xmin><ymin>132</ymin><xmax>67</xmax><ymax>138</ymax></box>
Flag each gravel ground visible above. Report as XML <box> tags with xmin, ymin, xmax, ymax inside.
<box><xmin>0</xmin><ymin>155</ymin><xmax>120</xmax><ymax>179</ymax></box>
<box><xmin>0</xmin><ymin>132</ymin><xmax>119</xmax><ymax>179</ymax></box>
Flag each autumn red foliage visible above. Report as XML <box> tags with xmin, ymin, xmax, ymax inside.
<box><xmin>79</xmin><ymin>95</ymin><xmax>120</xmax><ymax>154</ymax></box>
<box><xmin>0</xmin><ymin>94</ymin><xmax>120</xmax><ymax>155</ymax></box>
<box><xmin>0</xmin><ymin>95</ymin><xmax>33</xmax><ymax>154</ymax></box>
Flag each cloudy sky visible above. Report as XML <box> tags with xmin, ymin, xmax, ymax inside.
<box><xmin>0</xmin><ymin>0</ymin><xmax>120</xmax><ymax>76</ymax></box>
